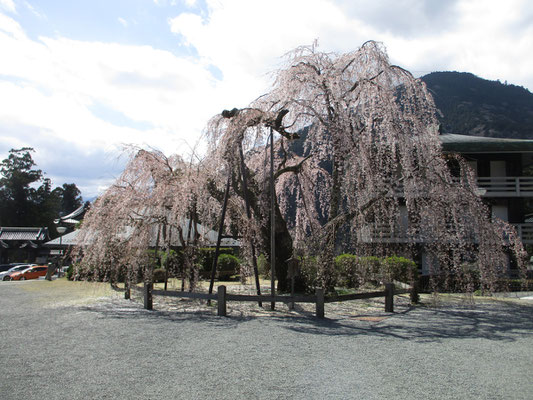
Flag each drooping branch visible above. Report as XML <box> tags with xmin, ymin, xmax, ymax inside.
<box><xmin>274</xmin><ymin>154</ymin><xmax>312</xmax><ymax>180</ymax></box>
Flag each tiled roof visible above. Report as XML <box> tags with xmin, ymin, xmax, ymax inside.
<box><xmin>0</xmin><ymin>227</ymin><xmax>49</xmax><ymax>241</ymax></box>
<box><xmin>43</xmin><ymin>230</ymin><xmax>80</xmax><ymax>246</ymax></box>
<box><xmin>440</xmin><ymin>134</ymin><xmax>533</xmax><ymax>153</ymax></box>
<box><xmin>54</xmin><ymin>203</ymin><xmax>89</xmax><ymax>225</ymax></box>
<box><xmin>44</xmin><ymin>219</ymin><xmax>240</xmax><ymax>248</ymax></box>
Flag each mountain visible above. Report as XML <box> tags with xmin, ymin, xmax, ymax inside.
<box><xmin>421</xmin><ymin>72</ymin><xmax>533</xmax><ymax>139</ymax></box>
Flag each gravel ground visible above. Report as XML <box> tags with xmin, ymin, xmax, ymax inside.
<box><xmin>1</xmin><ymin>281</ymin><xmax>532</xmax><ymax>400</ymax></box>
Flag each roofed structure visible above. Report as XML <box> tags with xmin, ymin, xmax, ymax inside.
<box><xmin>0</xmin><ymin>227</ymin><xmax>49</xmax><ymax>247</ymax></box>
<box><xmin>0</xmin><ymin>227</ymin><xmax>50</xmax><ymax>263</ymax></box>
<box><xmin>440</xmin><ymin>133</ymin><xmax>533</xmax><ymax>153</ymax></box>
<box><xmin>44</xmin><ymin>219</ymin><xmax>240</xmax><ymax>248</ymax></box>
<box><xmin>54</xmin><ymin>203</ymin><xmax>89</xmax><ymax>226</ymax></box>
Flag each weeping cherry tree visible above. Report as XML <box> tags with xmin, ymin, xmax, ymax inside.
<box><xmin>204</xmin><ymin>40</ymin><xmax>527</xmax><ymax>293</ymax></box>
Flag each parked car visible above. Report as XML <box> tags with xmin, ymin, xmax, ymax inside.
<box><xmin>0</xmin><ymin>264</ymin><xmax>35</xmax><ymax>281</ymax></box>
<box><xmin>0</xmin><ymin>263</ymin><xmax>27</xmax><ymax>273</ymax></box>
<box><xmin>9</xmin><ymin>265</ymin><xmax>49</xmax><ymax>281</ymax></box>
<box><xmin>0</xmin><ymin>264</ymin><xmax>12</xmax><ymax>273</ymax></box>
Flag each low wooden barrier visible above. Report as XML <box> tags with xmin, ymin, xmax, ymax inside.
<box><xmin>124</xmin><ymin>281</ymin><xmax>417</xmax><ymax>319</ymax></box>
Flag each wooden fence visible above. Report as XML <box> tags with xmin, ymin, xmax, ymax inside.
<box><xmin>123</xmin><ymin>281</ymin><xmax>418</xmax><ymax>318</ymax></box>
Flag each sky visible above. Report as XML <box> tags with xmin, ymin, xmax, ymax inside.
<box><xmin>0</xmin><ymin>0</ymin><xmax>532</xmax><ymax>200</ymax></box>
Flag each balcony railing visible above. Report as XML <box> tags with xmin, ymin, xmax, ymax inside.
<box><xmin>383</xmin><ymin>176</ymin><xmax>533</xmax><ymax>198</ymax></box>
<box><xmin>512</xmin><ymin>223</ymin><xmax>533</xmax><ymax>244</ymax></box>
<box><xmin>476</xmin><ymin>177</ymin><xmax>533</xmax><ymax>197</ymax></box>
<box><xmin>358</xmin><ymin>223</ymin><xmax>533</xmax><ymax>245</ymax></box>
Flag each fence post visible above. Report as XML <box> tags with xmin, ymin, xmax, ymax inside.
<box><xmin>410</xmin><ymin>281</ymin><xmax>419</xmax><ymax>304</ymax></box>
<box><xmin>315</xmin><ymin>288</ymin><xmax>325</xmax><ymax>318</ymax></box>
<box><xmin>125</xmin><ymin>278</ymin><xmax>131</xmax><ymax>300</ymax></box>
<box><xmin>217</xmin><ymin>285</ymin><xmax>227</xmax><ymax>317</ymax></box>
<box><xmin>144</xmin><ymin>281</ymin><xmax>153</xmax><ymax>310</ymax></box>
<box><xmin>385</xmin><ymin>283</ymin><xmax>394</xmax><ymax>312</ymax></box>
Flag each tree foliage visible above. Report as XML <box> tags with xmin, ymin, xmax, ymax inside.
<box><xmin>72</xmin><ymin>149</ymin><xmax>218</xmax><ymax>287</ymax></box>
<box><xmin>204</xmin><ymin>41</ymin><xmax>526</xmax><ymax>291</ymax></box>
<box><xmin>76</xmin><ymin>41</ymin><xmax>527</xmax><ymax>293</ymax></box>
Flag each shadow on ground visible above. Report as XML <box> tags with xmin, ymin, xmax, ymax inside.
<box><xmin>79</xmin><ymin>295</ymin><xmax>533</xmax><ymax>344</ymax></box>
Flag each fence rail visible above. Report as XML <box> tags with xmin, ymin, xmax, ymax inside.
<box><xmin>123</xmin><ymin>281</ymin><xmax>417</xmax><ymax>318</ymax></box>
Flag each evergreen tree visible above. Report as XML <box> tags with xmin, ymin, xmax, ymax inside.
<box><xmin>58</xmin><ymin>183</ymin><xmax>83</xmax><ymax>215</ymax></box>
<box><xmin>0</xmin><ymin>148</ymin><xmax>42</xmax><ymax>226</ymax></box>
<box><xmin>0</xmin><ymin>148</ymin><xmax>83</xmax><ymax>236</ymax></box>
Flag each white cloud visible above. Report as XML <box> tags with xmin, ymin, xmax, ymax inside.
<box><xmin>0</xmin><ymin>13</ymin><xmax>227</xmax><ymax>196</ymax></box>
<box><xmin>0</xmin><ymin>0</ymin><xmax>16</xmax><ymax>13</ymax></box>
<box><xmin>168</xmin><ymin>0</ymin><xmax>533</xmax><ymax>90</ymax></box>
<box><xmin>118</xmin><ymin>17</ymin><xmax>128</xmax><ymax>27</ymax></box>
<box><xmin>23</xmin><ymin>1</ymin><xmax>45</xmax><ymax>19</ymax></box>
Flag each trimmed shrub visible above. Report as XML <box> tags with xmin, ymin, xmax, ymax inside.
<box><xmin>358</xmin><ymin>256</ymin><xmax>382</xmax><ymax>284</ymax></box>
<box><xmin>335</xmin><ymin>254</ymin><xmax>359</xmax><ymax>288</ymax></box>
<box><xmin>299</xmin><ymin>256</ymin><xmax>319</xmax><ymax>293</ymax></box>
<box><xmin>66</xmin><ymin>264</ymin><xmax>74</xmax><ymax>280</ymax></box>
<box><xmin>380</xmin><ymin>256</ymin><xmax>418</xmax><ymax>283</ymax></box>
<box><xmin>334</xmin><ymin>254</ymin><xmax>384</xmax><ymax>288</ymax></box>
<box><xmin>217</xmin><ymin>253</ymin><xmax>241</xmax><ymax>280</ymax></box>
<box><xmin>152</xmin><ymin>268</ymin><xmax>167</xmax><ymax>283</ymax></box>
<box><xmin>197</xmin><ymin>247</ymin><xmax>235</xmax><ymax>278</ymax></box>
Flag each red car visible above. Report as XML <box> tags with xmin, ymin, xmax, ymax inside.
<box><xmin>9</xmin><ymin>265</ymin><xmax>49</xmax><ymax>281</ymax></box>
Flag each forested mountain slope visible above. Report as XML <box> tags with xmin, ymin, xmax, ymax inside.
<box><xmin>421</xmin><ymin>71</ymin><xmax>533</xmax><ymax>139</ymax></box>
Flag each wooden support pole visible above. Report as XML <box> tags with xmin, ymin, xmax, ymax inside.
<box><xmin>144</xmin><ymin>281</ymin><xmax>153</xmax><ymax>310</ymax></box>
<box><xmin>385</xmin><ymin>283</ymin><xmax>394</xmax><ymax>313</ymax></box>
<box><xmin>239</xmin><ymin>145</ymin><xmax>262</xmax><ymax>307</ymax></box>
<box><xmin>217</xmin><ymin>285</ymin><xmax>227</xmax><ymax>317</ymax></box>
<box><xmin>208</xmin><ymin>173</ymin><xmax>232</xmax><ymax>302</ymax></box>
<box><xmin>270</xmin><ymin>127</ymin><xmax>276</xmax><ymax>311</ymax></box>
<box><xmin>164</xmin><ymin>225</ymin><xmax>171</xmax><ymax>292</ymax></box>
<box><xmin>315</xmin><ymin>288</ymin><xmax>325</xmax><ymax>318</ymax></box>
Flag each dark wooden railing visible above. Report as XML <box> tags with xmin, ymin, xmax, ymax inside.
<box><xmin>123</xmin><ymin>281</ymin><xmax>418</xmax><ymax>318</ymax></box>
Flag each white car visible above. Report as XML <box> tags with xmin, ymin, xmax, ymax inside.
<box><xmin>0</xmin><ymin>264</ymin><xmax>34</xmax><ymax>281</ymax></box>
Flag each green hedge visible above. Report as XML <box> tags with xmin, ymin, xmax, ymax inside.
<box><xmin>196</xmin><ymin>247</ymin><xmax>236</xmax><ymax>278</ymax></box>
<box><xmin>299</xmin><ymin>256</ymin><xmax>318</xmax><ymax>292</ymax></box>
<box><xmin>152</xmin><ymin>268</ymin><xmax>167</xmax><ymax>283</ymax></box>
<box><xmin>335</xmin><ymin>254</ymin><xmax>417</xmax><ymax>289</ymax></box>
<box><xmin>216</xmin><ymin>253</ymin><xmax>241</xmax><ymax>280</ymax></box>
<box><xmin>380</xmin><ymin>256</ymin><xmax>418</xmax><ymax>283</ymax></box>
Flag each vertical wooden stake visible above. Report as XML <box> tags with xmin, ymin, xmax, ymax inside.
<box><xmin>316</xmin><ymin>288</ymin><xmax>325</xmax><ymax>318</ymax></box>
<box><xmin>217</xmin><ymin>285</ymin><xmax>227</xmax><ymax>317</ymax></box>
<box><xmin>289</xmin><ymin>275</ymin><xmax>295</xmax><ymax>310</ymax></box>
<box><xmin>144</xmin><ymin>281</ymin><xmax>153</xmax><ymax>310</ymax></box>
<box><xmin>410</xmin><ymin>281</ymin><xmax>419</xmax><ymax>305</ymax></box>
<box><xmin>385</xmin><ymin>283</ymin><xmax>394</xmax><ymax>313</ymax></box>
<box><xmin>125</xmin><ymin>278</ymin><xmax>131</xmax><ymax>300</ymax></box>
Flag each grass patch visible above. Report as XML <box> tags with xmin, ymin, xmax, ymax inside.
<box><xmin>149</xmin><ymin>277</ymin><xmax>274</xmax><ymax>292</ymax></box>
<box><xmin>17</xmin><ymin>278</ymin><xmax>120</xmax><ymax>307</ymax></box>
